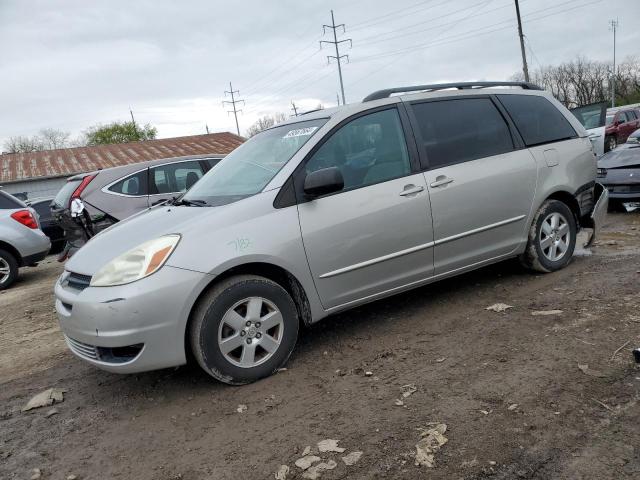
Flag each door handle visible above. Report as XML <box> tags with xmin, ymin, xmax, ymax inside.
<box><xmin>399</xmin><ymin>185</ymin><xmax>424</xmax><ymax>196</ymax></box>
<box><xmin>430</xmin><ymin>176</ymin><xmax>454</xmax><ymax>188</ymax></box>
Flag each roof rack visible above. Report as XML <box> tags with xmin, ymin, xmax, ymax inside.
<box><xmin>362</xmin><ymin>81</ymin><xmax>543</xmax><ymax>102</ymax></box>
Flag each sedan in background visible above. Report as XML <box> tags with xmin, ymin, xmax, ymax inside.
<box><xmin>27</xmin><ymin>197</ymin><xmax>65</xmax><ymax>253</ymax></box>
<box><xmin>597</xmin><ymin>144</ymin><xmax>640</xmax><ymax>210</ymax></box>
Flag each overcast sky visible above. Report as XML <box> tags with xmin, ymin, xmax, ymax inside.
<box><xmin>1</xmin><ymin>0</ymin><xmax>638</xmax><ymax>146</ymax></box>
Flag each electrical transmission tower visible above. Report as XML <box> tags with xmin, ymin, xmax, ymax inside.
<box><xmin>223</xmin><ymin>82</ymin><xmax>244</xmax><ymax>136</ymax></box>
<box><xmin>609</xmin><ymin>19</ymin><xmax>619</xmax><ymax>108</ymax></box>
<box><xmin>320</xmin><ymin>10</ymin><xmax>351</xmax><ymax>106</ymax></box>
<box><xmin>291</xmin><ymin>101</ymin><xmax>299</xmax><ymax>117</ymax></box>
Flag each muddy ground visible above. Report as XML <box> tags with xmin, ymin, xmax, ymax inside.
<box><xmin>1</xmin><ymin>213</ymin><xmax>639</xmax><ymax>480</ymax></box>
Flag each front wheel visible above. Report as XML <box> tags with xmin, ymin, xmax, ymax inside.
<box><xmin>520</xmin><ymin>200</ymin><xmax>577</xmax><ymax>273</ymax></box>
<box><xmin>189</xmin><ymin>275</ymin><xmax>299</xmax><ymax>385</ymax></box>
<box><xmin>605</xmin><ymin>135</ymin><xmax>617</xmax><ymax>152</ymax></box>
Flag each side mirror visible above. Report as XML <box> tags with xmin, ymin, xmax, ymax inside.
<box><xmin>303</xmin><ymin>167</ymin><xmax>344</xmax><ymax>198</ymax></box>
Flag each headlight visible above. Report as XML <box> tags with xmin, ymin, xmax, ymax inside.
<box><xmin>90</xmin><ymin>234</ymin><xmax>180</xmax><ymax>287</ymax></box>
<box><xmin>597</xmin><ymin>168</ymin><xmax>607</xmax><ymax>176</ymax></box>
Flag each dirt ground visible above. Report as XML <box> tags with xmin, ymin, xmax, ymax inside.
<box><xmin>1</xmin><ymin>212</ymin><xmax>639</xmax><ymax>480</ymax></box>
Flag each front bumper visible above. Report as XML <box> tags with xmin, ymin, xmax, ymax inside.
<box><xmin>582</xmin><ymin>183</ymin><xmax>609</xmax><ymax>248</ymax></box>
<box><xmin>55</xmin><ymin>265</ymin><xmax>210</xmax><ymax>373</ymax></box>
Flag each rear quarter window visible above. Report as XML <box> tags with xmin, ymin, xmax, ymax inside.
<box><xmin>498</xmin><ymin>94</ymin><xmax>577</xmax><ymax>147</ymax></box>
<box><xmin>108</xmin><ymin>170</ymin><xmax>148</xmax><ymax>196</ymax></box>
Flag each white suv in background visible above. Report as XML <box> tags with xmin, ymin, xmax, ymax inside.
<box><xmin>0</xmin><ymin>190</ymin><xmax>50</xmax><ymax>289</ymax></box>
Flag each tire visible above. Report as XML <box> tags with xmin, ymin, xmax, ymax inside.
<box><xmin>605</xmin><ymin>136</ymin><xmax>617</xmax><ymax>152</ymax></box>
<box><xmin>0</xmin><ymin>249</ymin><xmax>19</xmax><ymax>290</ymax></box>
<box><xmin>189</xmin><ymin>275</ymin><xmax>299</xmax><ymax>385</ymax></box>
<box><xmin>520</xmin><ymin>200</ymin><xmax>577</xmax><ymax>273</ymax></box>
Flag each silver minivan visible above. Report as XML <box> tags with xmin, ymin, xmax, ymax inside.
<box><xmin>55</xmin><ymin>82</ymin><xmax>608</xmax><ymax>384</ymax></box>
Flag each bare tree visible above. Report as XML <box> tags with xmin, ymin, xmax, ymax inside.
<box><xmin>3</xmin><ymin>136</ymin><xmax>45</xmax><ymax>153</ymax></box>
<box><xmin>245</xmin><ymin>112</ymin><xmax>288</xmax><ymax>137</ymax></box>
<box><xmin>3</xmin><ymin>128</ymin><xmax>72</xmax><ymax>153</ymax></box>
<box><xmin>38</xmin><ymin>128</ymin><xmax>71</xmax><ymax>150</ymax></box>
<box><xmin>511</xmin><ymin>55</ymin><xmax>640</xmax><ymax>107</ymax></box>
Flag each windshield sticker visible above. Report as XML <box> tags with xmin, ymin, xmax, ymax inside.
<box><xmin>283</xmin><ymin>127</ymin><xmax>318</xmax><ymax>139</ymax></box>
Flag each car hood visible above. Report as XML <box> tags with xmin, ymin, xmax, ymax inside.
<box><xmin>598</xmin><ymin>146</ymin><xmax>640</xmax><ymax>169</ymax></box>
<box><xmin>65</xmin><ymin>192</ymin><xmax>275</xmax><ymax>276</ymax></box>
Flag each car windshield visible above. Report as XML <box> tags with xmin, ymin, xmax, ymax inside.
<box><xmin>606</xmin><ymin>115</ymin><xmax>614</xmax><ymax>125</ymax></box>
<box><xmin>184</xmin><ymin>118</ymin><xmax>327</xmax><ymax>206</ymax></box>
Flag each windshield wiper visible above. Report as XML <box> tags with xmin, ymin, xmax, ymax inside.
<box><xmin>169</xmin><ymin>197</ymin><xmax>208</xmax><ymax>207</ymax></box>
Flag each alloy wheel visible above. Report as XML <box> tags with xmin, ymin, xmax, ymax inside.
<box><xmin>539</xmin><ymin>212</ymin><xmax>571</xmax><ymax>262</ymax></box>
<box><xmin>0</xmin><ymin>258</ymin><xmax>10</xmax><ymax>284</ymax></box>
<box><xmin>217</xmin><ymin>297</ymin><xmax>284</xmax><ymax>368</ymax></box>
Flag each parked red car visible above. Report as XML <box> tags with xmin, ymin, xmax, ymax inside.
<box><xmin>605</xmin><ymin>107</ymin><xmax>640</xmax><ymax>151</ymax></box>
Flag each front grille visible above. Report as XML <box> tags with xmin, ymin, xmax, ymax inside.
<box><xmin>67</xmin><ymin>272</ymin><xmax>92</xmax><ymax>291</ymax></box>
<box><xmin>66</xmin><ymin>336</ymin><xmax>98</xmax><ymax>360</ymax></box>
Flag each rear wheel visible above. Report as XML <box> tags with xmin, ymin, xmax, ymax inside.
<box><xmin>520</xmin><ymin>200</ymin><xmax>577</xmax><ymax>273</ymax></box>
<box><xmin>189</xmin><ymin>275</ymin><xmax>299</xmax><ymax>385</ymax></box>
<box><xmin>0</xmin><ymin>249</ymin><xmax>19</xmax><ymax>290</ymax></box>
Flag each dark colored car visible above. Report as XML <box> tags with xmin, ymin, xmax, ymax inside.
<box><xmin>604</xmin><ymin>108</ymin><xmax>640</xmax><ymax>152</ymax></box>
<box><xmin>597</xmin><ymin>144</ymin><xmax>640</xmax><ymax>209</ymax></box>
<box><xmin>26</xmin><ymin>197</ymin><xmax>65</xmax><ymax>253</ymax></box>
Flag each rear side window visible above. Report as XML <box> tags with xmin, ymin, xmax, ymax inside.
<box><xmin>53</xmin><ymin>180</ymin><xmax>82</xmax><ymax>207</ymax></box>
<box><xmin>149</xmin><ymin>161</ymin><xmax>204</xmax><ymax>194</ymax></box>
<box><xmin>498</xmin><ymin>94</ymin><xmax>577</xmax><ymax>147</ymax></box>
<box><xmin>0</xmin><ymin>191</ymin><xmax>25</xmax><ymax>209</ymax></box>
<box><xmin>410</xmin><ymin>98</ymin><xmax>514</xmax><ymax>169</ymax></box>
<box><xmin>109</xmin><ymin>170</ymin><xmax>148</xmax><ymax>196</ymax></box>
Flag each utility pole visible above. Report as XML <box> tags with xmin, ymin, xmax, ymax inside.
<box><xmin>514</xmin><ymin>0</ymin><xmax>530</xmax><ymax>82</ymax></box>
<box><xmin>129</xmin><ymin>107</ymin><xmax>139</xmax><ymax>137</ymax></box>
<box><xmin>321</xmin><ymin>10</ymin><xmax>351</xmax><ymax>106</ymax></box>
<box><xmin>609</xmin><ymin>19</ymin><xmax>618</xmax><ymax>108</ymax></box>
<box><xmin>291</xmin><ymin>101</ymin><xmax>299</xmax><ymax>117</ymax></box>
<box><xmin>223</xmin><ymin>82</ymin><xmax>244</xmax><ymax>136</ymax></box>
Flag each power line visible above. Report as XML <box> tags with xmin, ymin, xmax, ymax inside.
<box><xmin>348</xmin><ymin>0</ymin><xmax>443</xmax><ymax>32</ymax></box>
<box><xmin>243</xmin><ymin>68</ymin><xmax>328</xmax><ymax>114</ymax></box>
<box><xmin>222</xmin><ymin>82</ymin><xmax>244</xmax><ymax>136</ymax></box>
<box><xmin>347</xmin><ymin>0</ymin><xmax>493</xmax><ymax>88</ymax></box>
<box><xmin>356</xmin><ymin>0</ymin><xmax>502</xmax><ymax>45</ymax></box>
<box><xmin>321</xmin><ymin>10</ymin><xmax>352</xmax><ymax>105</ymax></box>
<box><xmin>349</xmin><ymin>0</ymin><xmax>599</xmax><ymax>66</ymax></box>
